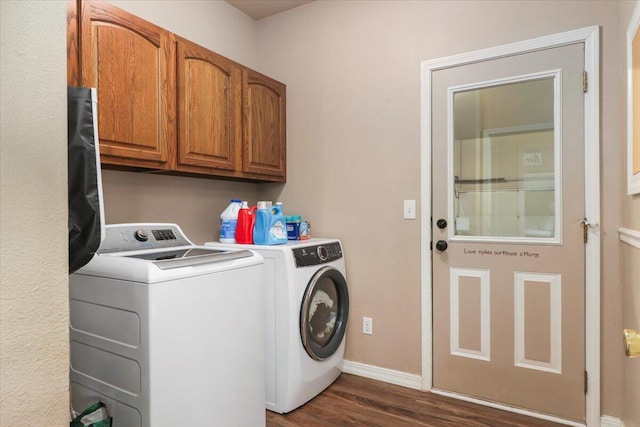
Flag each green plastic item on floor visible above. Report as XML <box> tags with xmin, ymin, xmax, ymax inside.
<box><xmin>70</xmin><ymin>401</ymin><xmax>112</xmax><ymax>427</ymax></box>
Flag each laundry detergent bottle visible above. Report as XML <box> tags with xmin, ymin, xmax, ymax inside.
<box><xmin>219</xmin><ymin>199</ymin><xmax>242</xmax><ymax>243</ymax></box>
<box><xmin>253</xmin><ymin>201</ymin><xmax>288</xmax><ymax>245</ymax></box>
<box><xmin>269</xmin><ymin>204</ymin><xmax>288</xmax><ymax>244</ymax></box>
<box><xmin>235</xmin><ymin>201</ymin><xmax>257</xmax><ymax>244</ymax></box>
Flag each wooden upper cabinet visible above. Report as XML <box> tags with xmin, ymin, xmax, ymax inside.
<box><xmin>71</xmin><ymin>0</ymin><xmax>286</xmax><ymax>181</ymax></box>
<box><xmin>79</xmin><ymin>0</ymin><xmax>176</xmax><ymax>168</ymax></box>
<box><xmin>242</xmin><ymin>69</ymin><xmax>286</xmax><ymax>179</ymax></box>
<box><xmin>176</xmin><ymin>37</ymin><xmax>240</xmax><ymax>173</ymax></box>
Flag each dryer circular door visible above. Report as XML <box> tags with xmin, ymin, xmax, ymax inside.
<box><xmin>300</xmin><ymin>266</ymin><xmax>349</xmax><ymax>360</ymax></box>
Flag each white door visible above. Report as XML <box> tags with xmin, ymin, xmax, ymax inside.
<box><xmin>431</xmin><ymin>43</ymin><xmax>586</xmax><ymax>422</ymax></box>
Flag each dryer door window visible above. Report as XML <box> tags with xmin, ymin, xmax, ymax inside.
<box><xmin>300</xmin><ymin>266</ymin><xmax>349</xmax><ymax>360</ymax></box>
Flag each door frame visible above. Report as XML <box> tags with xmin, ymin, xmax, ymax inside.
<box><xmin>420</xmin><ymin>26</ymin><xmax>600</xmax><ymax>426</ymax></box>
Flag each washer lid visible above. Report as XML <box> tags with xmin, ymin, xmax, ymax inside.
<box><xmin>124</xmin><ymin>248</ymin><xmax>254</xmax><ymax>270</ymax></box>
<box><xmin>74</xmin><ymin>246</ymin><xmax>263</xmax><ymax>283</ymax></box>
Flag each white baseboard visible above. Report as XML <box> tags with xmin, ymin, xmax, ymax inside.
<box><xmin>600</xmin><ymin>415</ymin><xmax>624</xmax><ymax>427</ymax></box>
<box><xmin>342</xmin><ymin>360</ymin><xmax>422</xmax><ymax>390</ymax></box>
<box><xmin>343</xmin><ymin>360</ymin><xmax>624</xmax><ymax>427</ymax></box>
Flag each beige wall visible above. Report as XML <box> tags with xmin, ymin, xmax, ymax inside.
<box><xmin>256</xmin><ymin>0</ymin><xmax>625</xmax><ymax>418</ymax></box>
<box><xmin>101</xmin><ymin>171</ymin><xmax>257</xmax><ymax>245</ymax></box>
<box><xmin>102</xmin><ymin>1</ymin><xmax>262</xmax><ymax>244</ymax></box>
<box><xmin>108</xmin><ymin>0</ymin><xmax>260</xmax><ymax>69</ymax></box>
<box><xmin>619</xmin><ymin>2</ymin><xmax>640</xmax><ymax>426</ymax></box>
<box><xmin>0</xmin><ymin>0</ymin><xmax>632</xmax><ymax>423</ymax></box>
<box><xmin>0</xmin><ymin>1</ymin><xmax>69</xmax><ymax>425</ymax></box>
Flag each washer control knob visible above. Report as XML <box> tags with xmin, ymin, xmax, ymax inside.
<box><xmin>317</xmin><ymin>246</ymin><xmax>328</xmax><ymax>261</ymax></box>
<box><xmin>134</xmin><ymin>229</ymin><xmax>149</xmax><ymax>242</ymax></box>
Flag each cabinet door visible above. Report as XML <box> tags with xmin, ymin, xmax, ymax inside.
<box><xmin>80</xmin><ymin>0</ymin><xmax>175</xmax><ymax>168</ymax></box>
<box><xmin>176</xmin><ymin>37</ymin><xmax>240</xmax><ymax>172</ymax></box>
<box><xmin>242</xmin><ymin>69</ymin><xmax>286</xmax><ymax>180</ymax></box>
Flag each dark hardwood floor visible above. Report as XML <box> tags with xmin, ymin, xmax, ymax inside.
<box><xmin>266</xmin><ymin>374</ymin><xmax>566</xmax><ymax>427</ymax></box>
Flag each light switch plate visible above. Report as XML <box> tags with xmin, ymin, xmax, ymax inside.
<box><xmin>404</xmin><ymin>200</ymin><xmax>416</xmax><ymax>219</ymax></box>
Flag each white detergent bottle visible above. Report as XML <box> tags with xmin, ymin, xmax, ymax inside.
<box><xmin>220</xmin><ymin>199</ymin><xmax>242</xmax><ymax>243</ymax></box>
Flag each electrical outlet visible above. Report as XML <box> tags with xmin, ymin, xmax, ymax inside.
<box><xmin>363</xmin><ymin>317</ymin><xmax>373</xmax><ymax>335</ymax></box>
<box><xmin>403</xmin><ymin>200</ymin><xmax>416</xmax><ymax>220</ymax></box>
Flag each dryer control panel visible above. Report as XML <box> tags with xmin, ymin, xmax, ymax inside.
<box><xmin>292</xmin><ymin>242</ymin><xmax>342</xmax><ymax>267</ymax></box>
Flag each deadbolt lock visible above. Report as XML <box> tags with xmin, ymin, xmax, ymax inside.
<box><xmin>435</xmin><ymin>240</ymin><xmax>448</xmax><ymax>252</ymax></box>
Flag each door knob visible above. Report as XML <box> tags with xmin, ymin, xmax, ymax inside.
<box><xmin>435</xmin><ymin>240</ymin><xmax>448</xmax><ymax>251</ymax></box>
<box><xmin>624</xmin><ymin>329</ymin><xmax>640</xmax><ymax>358</ymax></box>
<box><xmin>436</xmin><ymin>219</ymin><xmax>447</xmax><ymax>229</ymax></box>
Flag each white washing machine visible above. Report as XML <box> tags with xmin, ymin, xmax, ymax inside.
<box><xmin>206</xmin><ymin>238</ymin><xmax>349</xmax><ymax>414</ymax></box>
<box><xmin>70</xmin><ymin>223</ymin><xmax>266</xmax><ymax>427</ymax></box>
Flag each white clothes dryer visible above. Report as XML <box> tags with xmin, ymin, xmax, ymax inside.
<box><xmin>70</xmin><ymin>223</ymin><xmax>266</xmax><ymax>427</ymax></box>
<box><xmin>206</xmin><ymin>238</ymin><xmax>350</xmax><ymax>414</ymax></box>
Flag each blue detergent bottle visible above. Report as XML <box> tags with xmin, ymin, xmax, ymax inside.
<box><xmin>254</xmin><ymin>201</ymin><xmax>288</xmax><ymax>245</ymax></box>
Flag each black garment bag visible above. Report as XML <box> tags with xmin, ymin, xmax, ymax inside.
<box><xmin>68</xmin><ymin>87</ymin><xmax>103</xmax><ymax>273</ymax></box>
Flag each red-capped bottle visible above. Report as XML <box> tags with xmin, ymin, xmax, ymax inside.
<box><xmin>235</xmin><ymin>201</ymin><xmax>257</xmax><ymax>244</ymax></box>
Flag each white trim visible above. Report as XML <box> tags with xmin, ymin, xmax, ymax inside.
<box><xmin>421</xmin><ymin>27</ymin><xmax>599</xmax><ymax>72</ymax></box>
<box><xmin>342</xmin><ymin>360</ymin><xmax>422</xmax><ymax>390</ymax></box>
<box><xmin>627</xmin><ymin>2</ymin><xmax>640</xmax><ymax>195</ymax></box>
<box><xmin>514</xmin><ymin>272</ymin><xmax>562</xmax><ymax>374</ymax></box>
<box><xmin>582</xmin><ymin>25</ymin><xmax>601</xmax><ymax>427</ymax></box>
<box><xmin>619</xmin><ymin>227</ymin><xmax>640</xmax><ymax>249</ymax></box>
<box><xmin>420</xmin><ymin>36</ymin><xmax>434</xmax><ymax>393</ymax></box>
<box><xmin>431</xmin><ymin>389</ymin><xmax>586</xmax><ymax>427</ymax></box>
<box><xmin>421</xmin><ymin>26</ymin><xmax>600</xmax><ymax>426</ymax></box>
<box><xmin>450</xmin><ymin>268</ymin><xmax>490</xmax><ymax>361</ymax></box>
<box><xmin>600</xmin><ymin>415</ymin><xmax>625</xmax><ymax>427</ymax></box>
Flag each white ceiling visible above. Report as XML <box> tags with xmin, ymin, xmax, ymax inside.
<box><xmin>225</xmin><ymin>0</ymin><xmax>313</xmax><ymax>20</ymax></box>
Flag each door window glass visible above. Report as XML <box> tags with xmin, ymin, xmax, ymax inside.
<box><xmin>452</xmin><ymin>77</ymin><xmax>558</xmax><ymax>241</ymax></box>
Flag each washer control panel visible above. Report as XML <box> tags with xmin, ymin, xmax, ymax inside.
<box><xmin>98</xmin><ymin>224</ymin><xmax>191</xmax><ymax>254</ymax></box>
<box><xmin>292</xmin><ymin>242</ymin><xmax>342</xmax><ymax>267</ymax></box>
